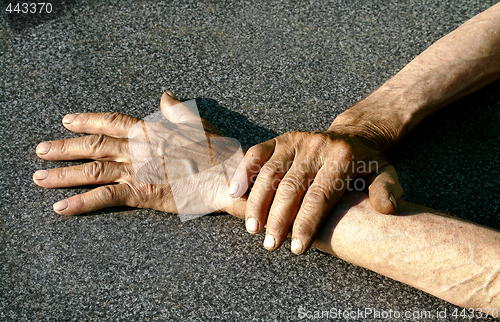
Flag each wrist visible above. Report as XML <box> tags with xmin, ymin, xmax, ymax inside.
<box><xmin>329</xmin><ymin>85</ymin><xmax>422</xmax><ymax>153</ymax></box>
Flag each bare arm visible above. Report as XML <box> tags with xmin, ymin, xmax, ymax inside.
<box><xmin>315</xmin><ymin>6</ymin><xmax>500</xmax><ymax>306</ymax></box>
<box><xmin>232</xmin><ymin>3</ymin><xmax>500</xmax><ymax>257</ymax></box>
<box><xmin>225</xmin><ymin>193</ymin><xmax>500</xmax><ymax>310</ymax></box>
<box><xmin>332</xmin><ymin>2</ymin><xmax>500</xmax><ymax>152</ymax></box>
<box><xmin>35</xmin><ymin>93</ymin><xmax>500</xmax><ymax>311</ymax></box>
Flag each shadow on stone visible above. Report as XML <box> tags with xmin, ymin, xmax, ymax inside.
<box><xmin>195</xmin><ymin>97</ymin><xmax>277</xmax><ymax>150</ymax></box>
<box><xmin>390</xmin><ymin>79</ymin><xmax>500</xmax><ymax>229</ymax></box>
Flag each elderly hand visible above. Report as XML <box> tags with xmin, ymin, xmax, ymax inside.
<box><xmin>33</xmin><ymin>92</ymin><xmax>244</xmax><ymax>219</ymax></box>
<box><xmin>230</xmin><ymin>125</ymin><xmax>403</xmax><ymax>255</ymax></box>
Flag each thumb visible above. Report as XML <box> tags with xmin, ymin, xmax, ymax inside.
<box><xmin>367</xmin><ymin>164</ymin><xmax>403</xmax><ymax>214</ymax></box>
<box><xmin>228</xmin><ymin>139</ymin><xmax>276</xmax><ymax>199</ymax></box>
<box><xmin>160</xmin><ymin>91</ymin><xmax>202</xmax><ymax>127</ymax></box>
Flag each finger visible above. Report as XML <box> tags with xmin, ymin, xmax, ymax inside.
<box><xmin>264</xmin><ymin>160</ymin><xmax>316</xmax><ymax>251</ymax></box>
<box><xmin>242</xmin><ymin>140</ymin><xmax>281</xmax><ymax>235</ymax></box>
<box><xmin>160</xmin><ymin>91</ymin><xmax>223</xmax><ymax>136</ymax></box>
<box><xmin>368</xmin><ymin>164</ymin><xmax>403</xmax><ymax>214</ymax></box>
<box><xmin>35</xmin><ymin>135</ymin><xmax>129</xmax><ymax>162</ymax></box>
<box><xmin>230</xmin><ymin>139</ymin><xmax>276</xmax><ymax>199</ymax></box>
<box><xmin>246</xmin><ymin>145</ymin><xmax>294</xmax><ymax>239</ymax></box>
<box><xmin>62</xmin><ymin>112</ymin><xmax>139</xmax><ymax>138</ymax></box>
<box><xmin>52</xmin><ymin>183</ymin><xmax>131</xmax><ymax>216</ymax></box>
<box><xmin>33</xmin><ymin>161</ymin><xmax>128</xmax><ymax>188</ymax></box>
<box><xmin>160</xmin><ymin>91</ymin><xmax>202</xmax><ymax>125</ymax></box>
<box><xmin>291</xmin><ymin>164</ymin><xmax>350</xmax><ymax>255</ymax></box>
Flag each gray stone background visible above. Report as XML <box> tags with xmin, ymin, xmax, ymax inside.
<box><xmin>1</xmin><ymin>0</ymin><xmax>500</xmax><ymax>320</ymax></box>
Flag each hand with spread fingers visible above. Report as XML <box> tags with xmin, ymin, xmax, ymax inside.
<box><xmin>29</xmin><ymin>3</ymin><xmax>500</xmax><ymax>313</ymax></box>
<box><xmin>33</xmin><ymin>92</ymin><xmax>245</xmax><ymax>218</ymax></box>
<box><xmin>229</xmin><ymin>123</ymin><xmax>403</xmax><ymax>255</ymax></box>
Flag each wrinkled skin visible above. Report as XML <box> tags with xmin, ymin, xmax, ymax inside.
<box><xmin>33</xmin><ymin>92</ymin><xmax>244</xmax><ymax>217</ymax></box>
<box><xmin>34</xmin><ymin>91</ymin><xmax>402</xmax><ymax>255</ymax></box>
<box><xmin>232</xmin><ymin>127</ymin><xmax>403</xmax><ymax>255</ymax></box>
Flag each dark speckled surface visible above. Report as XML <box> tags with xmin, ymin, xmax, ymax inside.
<box><xmin>1</xmin><ymin>0</ymin><xmax>499</xmax><ymax>320</ymax></box>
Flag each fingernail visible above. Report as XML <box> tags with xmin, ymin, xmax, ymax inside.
<box><xmin>33</xmin><ymin>170</ymin><xmax>49</xmax><ymax>180</ymax></box>
<box><xmin>63</xmin><ymin>113</ymin><xmax>78</xmax><ymax>124</ymax></box>
<box><xmin>166</xmin><ymin>90</ymin><xmax>179</xmax><ymax>100</ymax></box>
<box><xmin>246</xmin><ymin>218</ymin><xmax>259</xmax><ymax>233</ymax></box>
<box><xmin>389</xmin><ymin>192</ymin><xmax>397</xmax><ymax>212</ymax></box>
<box><xmin>291</xmin><ymin>238</ymin><xmax>304</xmax><ymax>254</ymax></box>
<box><xmin>263</xmin><ymin>235</ymin><xmax>276</xmax><ymax>250</ymax></box>
<box><xmin>36</xmin><ymin>142</ymin><xmax>51</xmax><ymax>155</ymax></box>
<box><xmin>228</xmin><ymin>181</ymin><xmax>239</xmax><ymax>196</ymax></box>
<box><xmin>53</xmin><ymin>200</ymin><xmax>68</xmax><ymax>212</ymax></box>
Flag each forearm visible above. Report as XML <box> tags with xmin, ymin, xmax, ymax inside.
<box><xmin>314</xmin><ymin>193</ymin><xmax>500</xmax><ymax>309</ymax></box>
<box><xmin>331</xmin><ymin>3</ymin><xmax>500</xmax><ymax>152</ymax></box>
<box><xmin>224</xmin><ymin>194</ymin><xmax>500</xmax><ymax>309</ymax></box>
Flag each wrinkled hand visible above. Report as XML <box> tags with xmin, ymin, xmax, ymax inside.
<box><xmin>33</xmin><ymin>92</ymin><xmax>244</xmax><ymax>219</ymax></box>
<box><xmin>230</xmin><ymin>127</ymin><xmax>403</xmax><ymax>255</ymax></box>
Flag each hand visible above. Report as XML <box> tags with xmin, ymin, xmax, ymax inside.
<box><xmin>33</xmin><ymin>92</ymin><xmax>244</xmax><ymax>219</ymax></box>
<box><xmin>229</xmin><ymin>126</ymin><xmax>403</xmax><ymax>255</ymax></box>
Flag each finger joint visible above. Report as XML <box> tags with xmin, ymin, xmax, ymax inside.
<box><xmin>278</xmin><ymin>175</ymin><xmax>303</xmax><ymax>195</ymax></box>
<box><xmin>96</xmin><ymin>185</ymin><xmax>115</xmax><ymax>204</ymax></box>
<box><xmin>305</xmin><ymin>185</ymin><xmax>329</xmax><ymax>207</ymax></box>
<box><xmin>85</xmin><ymin>161</ymin><xmax>105</xmax><ymax>181</ymax></box>
<box><xmin>86</xmin><ymin>134</ymin><xmax>107</xmax><ymax>156</ymax></box>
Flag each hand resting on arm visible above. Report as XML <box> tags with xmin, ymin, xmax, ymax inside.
<box><xmin>34</xmin><ymin>92</ymin><xmax>500</xmax><ymax>313</ymax></box>
<box><xmin>229</xmin><ymin>2</ymin><xmax>500</xmax><ymax>256</ymax></box>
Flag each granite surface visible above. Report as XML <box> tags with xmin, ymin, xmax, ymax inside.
<box><xmin>1</xmin><ymin>0</ymin><xmax>500</xmax><ymax>321</ymax></box>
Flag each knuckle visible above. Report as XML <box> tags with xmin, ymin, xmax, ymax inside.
<box><xmin>86</xmin><ymin>134</ymin><xmax>107</xmax><ymax>154</ymax></box>
<box><xmin>96</xmin><ymin>185</ymin><xmax>114</xmax><ymax>203</ymax></box>
<box><xmin>101</xmin><ymin>112</ymin><xmax>137</xmax><ymax>131</ymax></box>
<box><xmin>278</xmin><ymin>175</ymin><xmax>302</xmax><ymax>194</ymax></box>
<box><xmin>247</xmin><ymin>190</ymin><xmax>266</xmax><ymax>211</ymax></box>
<box><xmin>298</xmin><ymin>132</ymin><xmax>331</xmax><ymax>157</ymax></box>
<box><xmin>122</xmin><ymin>182</ymin><xmax>143</xmax><ymax>206</ymax></box>
<box><xmin>286</xmin><ymin>130</ymin><xmax>305</xmax><ymax>140</ymax></box>
<box><xmin>122</xmin><ymin>115</ymin><xmax>139</xmax><ymax>130</ymax></box>
<box><xmin>121</xmin><ymin>164</ymin><xmax>134</xmax><ymax>179</ymax></box>
<box><xmin>123</xmin><ymin>184</ymin><xmax>141</xmax><ymax>208</ymax></box>
<box><xmin>293</xmin><ymin>217</ymin><xmax>317</xmax><ymax>237</ymax></box>
<box><xmin>305</xmin><ymin>185</ymin><xmax>329</xmax><ymax>206</ymax></box>
<box><xmin>57</xmin><ymin>169</ymin><xmax>66</xmax><ymax>180</ymax></box>
<box><xmin>259</xmin><ymin>160</ymin><xmax>284</xmax><ymax>179</ymax></box>
<box><xmin>57</xmin><ymin>139</ymin><xmax>69</xmax><ymax>154</ymax></box>
<box><xmin>85</xmin><ymin>161</ymin><xmax>105</xmax><ymax>181</ymax></box>
<box><xmin>334</xmin><ymin>140</ymin><xmax>354</xmax><ymax>160</ymax></box>
<box><xmin>101</xmin><ymin>112</ymin><xmax>122</xmax><ymax>126</ymax></box>
<box><xmin>266</xmin><ymin>216</ymin><xmax>288</xmax><ymax>233</ymax></box>
<box><xmin>310</xmin><ymin>132</ymin><xmax>329</xmax><ymax>147</ymax></box>
<box><xmin>280</xmin><ymin>131</ymin><xmax>307</xmax><ymax>147</ymax></box>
